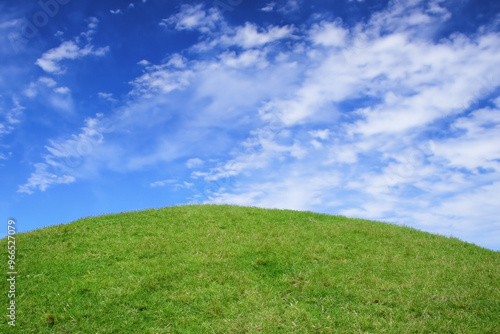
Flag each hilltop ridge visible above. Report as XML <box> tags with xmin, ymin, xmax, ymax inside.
<box><xmin>1</xmin><ymin>205</ymin><xmax>498</xmax><ymax>333</ymax></box>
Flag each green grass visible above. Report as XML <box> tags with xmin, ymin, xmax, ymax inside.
<box><xmin>1</xmin><ymin>204</ymin><xmax>499</xmax><ymax>333</ymax></box>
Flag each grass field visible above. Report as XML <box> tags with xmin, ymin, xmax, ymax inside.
<box><xmin>1</xmin><ymin>204</ymin><xmax>499</xmax><ymax>333</ymax></box>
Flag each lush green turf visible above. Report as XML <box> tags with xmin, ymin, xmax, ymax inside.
<box><xmin>1</xmin><ymin>205</ymin><xmax>499</xmax><ymax>333</ymax></box>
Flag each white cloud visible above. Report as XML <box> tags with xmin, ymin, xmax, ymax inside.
<box><xmin>17</xmin><ymin>163</ymin><xmax>75</xmax><ymax>194</ymax></box>
<box><xmin>276</xmin><ymin>0</ymin><xmax>301</xmax><ymax>14</ymax></box>
<box><xmin>98</xmin><ymin>92</ymin><xmax>118</xmax><ymax>103</ymax></box>
<box><xmin>163</xmin><ymin>5</ymin><xmax>295</xmax><ymax>52</ymax></box>
<box><xmin>150</xmin><ymin>179</ymin><xmax>176</xmax><ymax>187</ymax></box>
<box><xmin>310</xmin><ymin>20</ymin><xmax>348</xmax><ymax>47</ymax></box>
<box><xmin>208</xmin><ymin>167</ymin><xmax>340</xmax><ymax>211</ymax></box>
<box><xmin>39</xmin><ymin>77</ymin><xmax>57</xmax><ymax>87</ymax></box>
<box><xmin>166</xmin><ymin>54</ymin><xmax>187</xmax><ymax>68</ymax></box>
<box><xmin>433</xmin><ymin>182</ymin><xmax>500</xmax><ymax>223</ymax></box>
<box><xmin>110</xmin><ymin>9</ymin><xmax>122</xmax><ymax>15</ymax></box>
<box><xmin>24</xmin><ymin>77</ymin><xmax>58</xmax><ymax>98</ymax></box>
<box><xmin>261</xmin><ymin>2</ymin><xmax>275</xmax><ymax>12</ymax></box>
<box><xmin>98</xmin><ymin>92</ymin><xmax>112</xmax><ymax>99</ymax></box>
<box><xmin>49</xmin><ymin>93</ymin><xmax>74</xmax><ymax>113</ymax></box>
<box><xmin>87</xmin><ymin>16</ymin><xmax>99</xmax><ymax>31</ymax></box>
<box><xmin>35</xmin><ymin>19</ymin><xmax>109</xmax><ymax>74</ymax></box>
<box><xmin>195</xmin><ymin>127</ymin><xmax>312</xmax><ymax>182</ymax></box>
<box><xmin>54</xmin><ymin>86</ymin><xmax>70</xmax><ymax>94</ymax></box>
<box><xmin>219</xmin><ymin>49</ymin><xmax>269</xmax><ymax>68</ymax></box>
<box><xmin>186</xmin><ymin>158</ymin><xmax>204</xmax><ymax>168</ymax></box>
<box><xmin>35</xmin><ymin>41</ymin><xmax>81</xmax><ymax>73</ymax></box>
<box><xmin>366</xmin><ymin>0</ymin><xmax>451</xmax><ymax>38</ymax></box>
<box><xmin>18</xmin><ymin>114</ymin><xmax>111</xmax><ymax>194</ymax></box>
<box><xmin>309</xmin><ymin>129</ymin><xmax>330</xmax><ymax>140</ymax></box>
<box><xmin>0</xmin><ymin>18</ymin><xmax>20</xmax><ymax>29</ymax></box>
<box><xmin>130</xmin><ymin>55</ymin><xmax>192</xmax><ymax>97</ymax></box>
<box><xmin>130</xmin><ymin>66</ymin><xmax>193</xmax><ymax>97</ymax></box>
<box><xmin>346</xmin><ymin>31</ymin><xmax>500</xmax><ymax>136</ymax></box>
<box><xmin>23</xmin><ymin>83</ymin><xmax>38</xmax><ymax>98</ymax></box>
<box><xmin>0</xmin><ymin>97</ymin><xmax>23</xmax><ymax>136</ymax></box>
<box><xmin>35</xmin><ymin>40</ymin><xmax>109</xmax><ymax>74</ymax></box>
<box><xmin>221</xmin><ymin>23</ymin><xmax>295</xmax><ymax>49</ymax></box>
<box><xmin>160</xmin><ymin>4</ymin><xmax>222</xmax><ymax>33</ymax></box>
<box><xmin>176</xmin><ymin>181</ymin><xmax>194</xmax><ymax>190</ymax></box>
<box><xmin>432</xmin><ymin>106</ymin><xmax>500</xmax><ymax>172</ymax></box>
<box><xmin>23</xmin><ymin>77</ymin><xmax>75</xmax><ymax>113</ymax></box>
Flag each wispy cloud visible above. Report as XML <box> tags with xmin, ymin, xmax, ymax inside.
<box><xmin>276</xmin><ymin>0</ymin><xmax>301</xmax><ymax>15</ymax></box>
<box><xmin>186</xmin><ymin>158</ymin><xmax>204</xmax><ymax>169</ymax></box>
<box><xmin>98</xmin><ymin>92</ymin><xmax>118</xmax><ymax>103</ymax></box>
<box><xmin>17</xmin><ymin>163</ymin><xmax>75</xmax><ymax>194</ymax></box>
<box><xmin>129</xmin><ymin>62</ymin><xmax>193</xmax><ymax>97</ymax></box>
<box><xmin>150</xmin><ymin>179</ymin><xmax>176</xmax><ymax>188</ymax></box>
<box><xmin>261</xmin><ymin>2</ymin><xmax>276</xmax><ymax>12</ymax></box>
<box><xmin>0</xmin><ymin>97</ymin><xmax>24</xmax><ymax>137</ymax></box>
<box><xmin>17</xmin><ymin>114</ymin><xmax>112</xmax><ymax>194</ymax></box>
<box><xmin>35</xmin><ymin>18</ymin><xmax>109</xmax><ymax>74</ymax></box>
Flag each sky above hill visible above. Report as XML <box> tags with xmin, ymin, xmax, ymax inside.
<box><xmin>1</xmin><ymin>0</ymin><xmax>499</xmax><ymax>250</ymax></box>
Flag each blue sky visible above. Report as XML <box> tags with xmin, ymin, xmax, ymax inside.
<box><xmin>1</xmin><ymin>0</ymin><xmax>500</xmax><ymax>250</ymax></box>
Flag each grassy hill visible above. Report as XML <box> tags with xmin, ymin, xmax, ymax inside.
<box><xmin>1</xmin><ymin>205</ymin><xmax>499</xmax><ymax>333</ymax></box>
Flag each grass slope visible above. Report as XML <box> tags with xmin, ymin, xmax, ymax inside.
<box><xmin>1</xmin><ymin>205</ymin><xmax>499</xmax><ymax>333</ymax></box>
